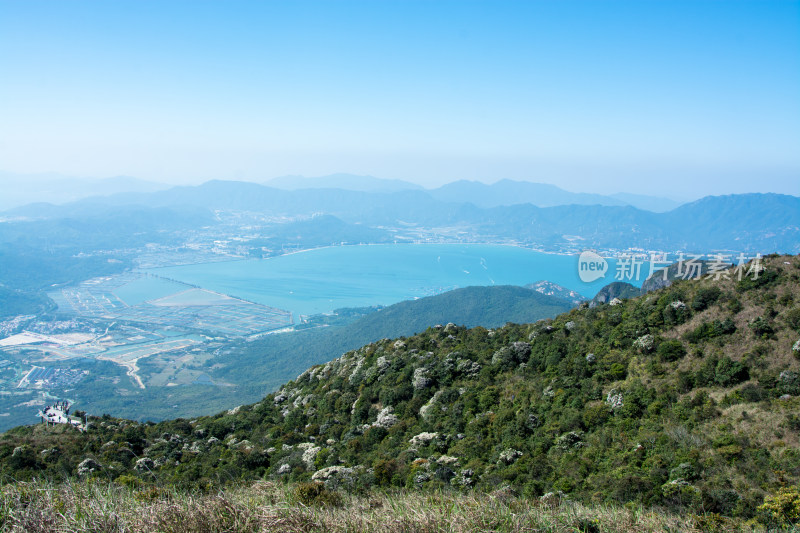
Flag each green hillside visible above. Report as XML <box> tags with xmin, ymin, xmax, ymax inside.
<box><xmin>0</xmin><ymin>286</ymin><xmax>55</xmax><ymax>318</ymax></box>
<box><xmin>1</xmin><ymin>255</ymin><xmax>799</xmax><ymax>527</ymax></box>
<box><xmin>2</xmin><ymin>285</ymin><xmax>572</xmax><ymax>429</ymax></box>
<box><xmin>338</xmin><ymin>285</ymin><xmax>574</xmax><ymax>340</ymax></box>
<box><xmin>209</xmin><ymin>284</ymin><xmax>572</xmax><ymax>396</ymax></box>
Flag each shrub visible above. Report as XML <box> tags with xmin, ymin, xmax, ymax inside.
<box><xmin>737</xmin><ymin>269</ymin><xmax>780</xmax><ymax>292</ymax></box>
<box><xmin>691</xmin><ymin>287</ymin><xmax>722</xmax><ymax>312</ymax></box>
<box><xmin>657</xmin><ymin>340</ymin><xmax>686</xmax><ymax>362</ymax></box>
<box><xmin>685</xmin><ymin>319</ymin><xmax>736</xmax><ymax>343</ymax></box>
<box><xmin>574</xmin><ymin>518</ymin><xmax>601</xmax><ymax>533</ymax></box>
<box><xmin>115</xmin><ymin>474</ymin><xmax>142</xmax><ymax>488</ymax></box>
<box><xmin>694</xmin><ymin>357</ymin><xmax>718</xmax><ymax>387</ymax></box>
<box><xmin>738</xmin><ymin>384</ymin><xmax>767</xmax><ymax>403</ymax></box>
<box><xmin>351</xmin><ymin>399</ymin><xmax>371</xmax><ymax>425</ymax></box>
<box><xmin>373</xmin><ymin>459</ymin><xmax>399</xmax><ymax>486</ymax></box>
<box><xmin>380</xmin><ymin>383</ymin><xmax>413</xmax><ymax>406</ymax></box>
<box><xmin>291</xmin><ymin>481</ymin><xmax>343</xmax><ymax>507</ymax></box>
<box><xmin>669</xmin><ymin>462</ymin><xmax>698</xmax><ymax>481</ymax></box>
<box><xmin>582</xmin><ymin>403</ymin><xmax>611</xmax><ymax>428</ymax></box>
<box><xmin>604</xmin><ymin>362</ymin><xmax>627</xmax><ymax>381</ymax></box>
<box><xmin>662</xmin><ymin>301</ymin><xmax>690</xmax><ymax>325</ymax></box>
<box><xmin>677</xmin><ymin>370</ymin><xmax>695</xmax><ymax>392</ymax></box>
<box><xmin>758</xmin><ymin>486</ymin><xmax>800</xmax><ymax>527</ymax></box>
<box><xmin>691</xmin><ymin>512</ymin><xmax>730</xmax><ymax>532</ymax></box>
<box><xmin>749</xmin><ymin>317</ymin><xmax>775</xmax><ymax>339</ymax></box>
<box><xmin>727</xmin><ymin>298</ymin><xmax>743</xmax><ymax>314</ymax></box>
<box><xmin>715</xmin><ymin>357</ymin><xmax>749</xmax><ymax>386</ymax></box>
<box><xmin>713</xmin><ymin>318</ymin><xmax>736</xmax><ymax>336</ymax></box>
<box><xmin>785</xmin><ymin>307</ymin><xmax>800</xmax><ymax>331</ymax></box>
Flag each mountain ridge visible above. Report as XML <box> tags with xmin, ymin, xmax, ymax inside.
<box><xmin>4</xmin><ymin>181</ymin><xmax>798</xmax><ymax>253</ymax></box>
<box><xmin>428</xmin><ymin>179</ymin><xmax>629</xmax><ymax>208</ymax></box>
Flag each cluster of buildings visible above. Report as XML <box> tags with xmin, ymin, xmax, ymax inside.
<box><xmin>0</xmin><ymin>315</ymin><xmax>36</xmax><ymax>337</ymax></box>
<box><xmin>17</xmin><ymin>366</ymin><xmax>88</xmax><ymax>390</ymax></box>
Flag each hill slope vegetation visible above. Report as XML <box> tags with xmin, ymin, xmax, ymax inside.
<box><xmin>59</xmin><ymin>285</ymin><xmax>573</xmax><ymax>426</ymax></box>
<box><xmin>1</xmin><ymin>255</ymin><xmax>799</xmax><ymax>524</ymax></box>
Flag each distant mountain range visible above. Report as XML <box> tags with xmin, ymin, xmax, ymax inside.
<box><xmin>0</xmin><ymin>172</ymin><xmax>169</xmax><ymax>210</ymax></box>
<box><xmin>428</xmin><ymin>179</ymin><xmax>680</xmax><ymax>211</ymax></box>
<box><xmin>609</xmin><ymin>192</ymin><xmax>683</xmax><ymax>212</ymax></box>
<box><xmin>2</xmin><ymin>172</ymin><xmax>683</xmax><ymax>212</ymax></box>
<box><xmin>3</xmin><ymin>180</ymin><xmax>798</xmax><ymax>253</ymax></box>
<box><xmin>267</xmin><ymin>175</ymin><xmax>682</xmax><ymax>211</ymax></box>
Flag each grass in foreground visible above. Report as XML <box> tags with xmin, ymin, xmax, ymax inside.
<box><xmin>1</xmin><ymin>480</ymin><xmax>796</xmax><ymax>532</ymax></box>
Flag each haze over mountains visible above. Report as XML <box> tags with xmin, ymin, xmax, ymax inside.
<box><xmin>265</xmin><ymin>174</ymin><xmax>683</xmax><ymax>211</ymax></box>
<box><xmin>265</xmin><ymin>173</ymin><xmax>424</xmax><ymax>193</ymax></box>
<box><xmin>428</xmin><ymin>179</ymin><xmax>683</xmax><ymax>211</ymax></box>
<box><xmin>4</xmin><ymin>176</ymin><xmax>798</xmax><ymax>254</ymax></box>
<box><xmin>3</xmin><ymin>172</ymin><xmax>684</xmax><ymax>212</ymax></box>
<box><xmin>0</xmin><ymin>172</ymin><xmax>170</xmax><ymax>211</ymax></box>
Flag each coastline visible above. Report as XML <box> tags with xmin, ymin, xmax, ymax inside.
<box><xmin>137</xmin><ymin>243</ymin><xmax>642</xmax><ymax>316</ymax></box>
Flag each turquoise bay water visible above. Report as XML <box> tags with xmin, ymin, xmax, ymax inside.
<box><xmin>148</xmin><ymin>244</ymin><xmax>640</xmax><ymax>318</ymax></box>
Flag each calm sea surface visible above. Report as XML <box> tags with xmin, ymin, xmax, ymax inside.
<box><xmin>147</xmin><ymin>244</ymin><xmax>641</xmax><ymax>318</ymax></box>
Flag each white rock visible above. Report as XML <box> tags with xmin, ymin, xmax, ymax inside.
<box><xmin>312</xmin><ymin>465</ymin><xmax>354</xmax><ymax>482</ymax></box>
<box><xmin>409</xmin><ymin>432</ymin><xmax>439</xmax><ymax>446</ymax></box>
<box><xmin>498</xmin><ymin>448</ymin><xmax>522</xmax><ymax>464</ymax></box>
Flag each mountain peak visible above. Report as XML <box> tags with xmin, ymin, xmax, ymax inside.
<box><xmin>525</xmin><ymin>280</ymin><xmax>587</xmax><ymax>306</ymax></box>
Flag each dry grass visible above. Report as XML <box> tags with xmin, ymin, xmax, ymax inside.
<box><xmin>1</xmin><ymin>479</ymin><xmax>794</xmax><ymax>533</ymax></box>
<box><xmin>719</xmin><ymin>396</ymin><xmax>800</xmax><ymax>449</ymax></box>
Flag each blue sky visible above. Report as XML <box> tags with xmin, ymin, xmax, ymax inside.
<box><xmin>1</xmin><ymin>0</ymin><xmax>798</xmax><ymax>198</ymax></box>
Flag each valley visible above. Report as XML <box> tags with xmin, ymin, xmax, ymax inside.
<box><xmin>0</xmin><ymin>185</ymin><xmax>792</xmax><ymax>433</ymax></box>
<box><xmin>2</xmin><ymin>2</ymin><xmax>797</xmax><ymax>528</ymax></box>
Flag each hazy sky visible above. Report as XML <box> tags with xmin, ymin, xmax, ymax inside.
<box><xmin>1</xmin><ymin>1</ymin><xmax>798</xmax><ymax>198</ymax></box>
